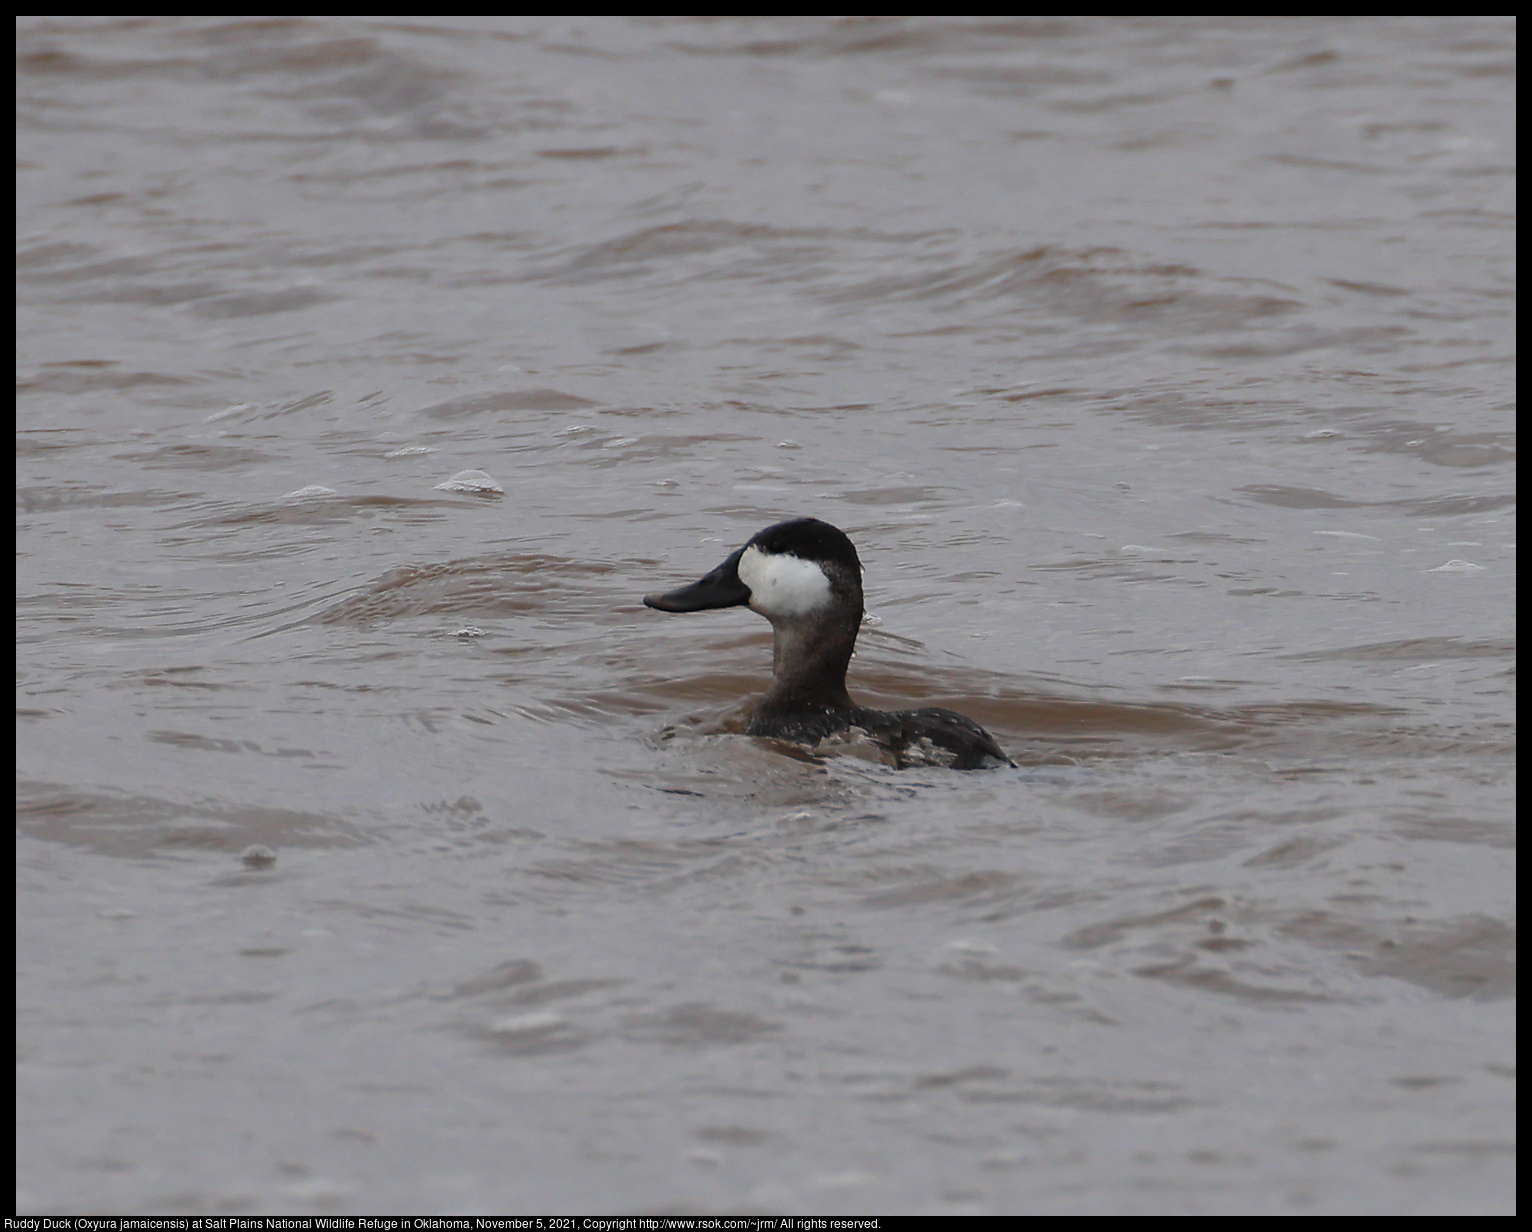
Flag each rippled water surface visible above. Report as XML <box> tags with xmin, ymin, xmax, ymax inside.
<box><xmin>16</xmin><ymin>16</ymin><xmax>1515</xmax><ymax>1216</ymax></box>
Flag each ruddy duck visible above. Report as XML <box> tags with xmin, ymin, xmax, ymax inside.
<box><xmin>644</xmin><ymin>518</ymin><xmax>1012</xmax><ymax>770</ymax></box>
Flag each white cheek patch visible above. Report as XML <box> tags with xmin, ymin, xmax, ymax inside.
<box><xmin>737</xmin><ymin>545</ymin><xmax>832</xmax><ymax>619</ymax></box>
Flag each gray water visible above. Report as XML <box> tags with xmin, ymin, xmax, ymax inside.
<box><xmin>16</xmin><ymin>16</ymin><xmax>1515</xmax><ymax>1216</ymax></box>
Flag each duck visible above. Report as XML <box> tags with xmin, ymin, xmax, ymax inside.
<box><xmin>644</xmin><ymin>518</ymin><xmax>1012</xmax><ymax>770</ymax></box>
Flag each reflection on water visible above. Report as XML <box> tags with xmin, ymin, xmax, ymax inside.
<box><xmin>17</xmin><ymin>15</ymin><xmax>1513</xmax><ymax>1217</ymax></box>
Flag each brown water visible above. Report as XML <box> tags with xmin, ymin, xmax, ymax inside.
<box><xmin>16</xmin><ymin>16</ymin><xmax>1515</xmax><ymax>1216</ymax></box>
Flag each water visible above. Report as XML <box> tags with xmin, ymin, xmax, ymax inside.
<box><xmin>16</xmin><ymin>16</ymin><xmax>1514</xmax><ymax>1216</ymax></box>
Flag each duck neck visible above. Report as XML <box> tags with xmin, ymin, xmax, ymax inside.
<box><xmin>760</xmin><ymin>608</ymin><xmax>860</xmax><ymax>715</ymax></box>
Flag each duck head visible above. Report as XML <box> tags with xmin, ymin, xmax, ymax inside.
<box><xmin>643</xmin><ymin>517</ymin><xmax>862</xmax><ymax>619</ymax></box>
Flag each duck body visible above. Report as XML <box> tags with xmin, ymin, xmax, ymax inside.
<box><xmin>644</xmin><ymin>518</ymin><xmax>1011</xmax><ymax>770</ymax></box>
